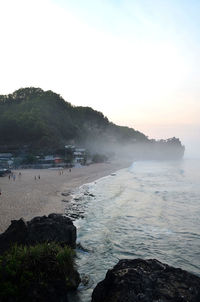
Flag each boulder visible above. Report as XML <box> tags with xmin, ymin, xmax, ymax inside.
<box><xmin>0</xmin><ymin>213</ymin><xmax>77</xmax><ymax>254</ymax></box>
<box><xmin>0</xmin><ymin>218</ymin><xmax>28</xmax><ymax>254</ymax></box>
<box><xmin>92</xmin><ymin>258</ymin><xmax>200</xmax><ymax>302</ymax></box>
<box><xmin>26</xmin><ymin>213</ymin><xmax>76</xmax><ymax>247</ymax></box>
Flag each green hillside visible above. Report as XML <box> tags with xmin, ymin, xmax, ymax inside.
<box><xmin>0</xmin><ymin>88</ymin><xmax>146</xmax><ymax>149</ymax></box>
<box><xmin>0</xmin><ymin>87</ymin><xmax>184</xmax><ymax>159</ymax></box>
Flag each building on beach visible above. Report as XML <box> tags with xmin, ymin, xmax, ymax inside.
<box><xmin>65</xmin><ymin>146</ymin><xmax>86</xmax><ymax>165</ymax></box>
<box><xmin>0</xmin><ymin>153</ymin><xmax>13</xmax><ymax>168</ymax></box>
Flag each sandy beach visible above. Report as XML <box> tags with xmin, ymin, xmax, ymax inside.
<box><xmin>0</xmin><ymin>160</ymin><xmax>132</xmax><ymax>233</ymax></box>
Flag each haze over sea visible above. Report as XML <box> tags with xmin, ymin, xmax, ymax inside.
<box><xmin>70</xmin><ymin>158</ymin><xmax>200</xmax><ymax>302</ymax></box>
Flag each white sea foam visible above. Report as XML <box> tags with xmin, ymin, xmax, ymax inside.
<box><xmin>72</xmin><ymin>159</ymin><xmax>200</xmax><ymax>302</ymax></box>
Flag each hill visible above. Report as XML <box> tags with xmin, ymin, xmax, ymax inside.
<box><xmin>0</xmin><ymin>87</ymin><xmax>184</xmax><ymax>159</ymax></box>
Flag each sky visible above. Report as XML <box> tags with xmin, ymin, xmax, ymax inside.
<box><xmin>0</xmin><ymin>0</ymin><xmax>200</xmax><ymax>156</ymax></box>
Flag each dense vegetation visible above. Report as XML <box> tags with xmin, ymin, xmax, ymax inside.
<box><xmin>0</xmin><ymin>88</ymin><xmax>146</xmax><ymax>150</ymax></box>
<box><xmin>0</xmin><ymin>87</ymin><xmax>184</xmax><ymax>158</ymax></box>
<box><xmin>0</xmin><ymin>242</ymin><xmax>80</xmax><ymax>301</ymax></box>
<box><xmin>0</xmin><ymin>88</ymin><xmax>76</xmax><ymax>150</ymax></box>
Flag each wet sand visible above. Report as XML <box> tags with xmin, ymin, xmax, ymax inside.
<box><xmin>0</xmin><ymin>160</ymin><xmax>132</xmax><ymax>233</ymax></box>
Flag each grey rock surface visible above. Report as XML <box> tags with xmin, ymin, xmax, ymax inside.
<box><xmin>92</xmin><ymin>258</ymin><xmax>200</xmax><ymax>302</ymax></box>
<box><xmin>0</xmin><ymin>213</ymin><xmax>76</xmax><ymax>254</ymax></box>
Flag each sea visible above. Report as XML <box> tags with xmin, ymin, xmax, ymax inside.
<box><xmin>68</xmin><ymin>158</ymin><xmax>200</xmax><ymax>302</ymax></box>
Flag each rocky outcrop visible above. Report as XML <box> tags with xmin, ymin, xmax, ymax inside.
<box><xmin>92</xmin><ymin>258</ymin><xmax>200</xmax><ymax>302</ymax></box>
<box><xmin>0</xmin><ymin>213</ymin><xmax>76</xmax><ymax>254</ymax></box>
<box><xmin>0</xmin><ymin>241</ymin><xmax>81</xmax><ymax>302</ymax></box>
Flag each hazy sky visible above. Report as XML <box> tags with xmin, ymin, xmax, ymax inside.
<box><xmin>0</xmin><ymin>0</ymin><xmax>199</xmax><ymax>155</ymax></box>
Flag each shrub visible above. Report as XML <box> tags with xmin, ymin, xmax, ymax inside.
<box><xmin>0</xmin><ymin>242</ymin><xmax>79</xmax><ymax>301</ymax></box>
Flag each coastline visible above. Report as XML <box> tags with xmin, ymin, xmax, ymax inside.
<box><xmin>0</xmin><ymin>159</ymin><xmax>132</xmax><ymax>233</ymax></box>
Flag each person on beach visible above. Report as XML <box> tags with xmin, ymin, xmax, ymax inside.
<box><xmin>38</xmin><ymin>175</ymin><xmax>40</xmax><ymax>179</ymax></box>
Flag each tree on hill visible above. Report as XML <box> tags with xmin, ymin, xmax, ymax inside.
<box><xmin>0</xmin><ymin>87</ymin><xmax>185</xmax><ymax>158</ymax></box>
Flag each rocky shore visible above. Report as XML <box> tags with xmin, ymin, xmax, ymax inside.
<box><xmin>0</xmin><ymin>213</ymin><xmax>77</xmax><ymax>255</ymax></box>
<box><xmin>0</xmin><ymin>213</ymin><xmax>80</xmax><ymax>302</ymax></box>
<box><xmin>1</xmin><ymin>214</ymin><xmax>200</xmax><ymax>302</ymax></box>
<box><xmin>92</xmin><ymin>258</ymin><xmax>200</xmax><ymax>302</ymax></box>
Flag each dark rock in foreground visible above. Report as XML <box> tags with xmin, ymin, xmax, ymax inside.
<box><xmin>0</xmin><ymin>213</ymin><xmax>76</xmax><ymax>255</ymax></box>
<box><xmin>92</xmin><ymin>258</ymin><xmax>200</xmax><ymax>302</ymax></box>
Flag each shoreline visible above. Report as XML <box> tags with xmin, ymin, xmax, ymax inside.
<box><xmin>0</xmin><ymin>159</ymin><xmax>132</xmax><ymax>233</ymax></box>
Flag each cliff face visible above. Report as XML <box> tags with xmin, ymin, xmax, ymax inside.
<box><xmin>92</xmin><ymin>258</ymin><xmax>200</xmax><ymax>302</ymax></box>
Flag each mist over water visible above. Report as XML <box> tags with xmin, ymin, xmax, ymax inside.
<box><xmin>184</xmin><ymin>141</ymin><xmax>200</xmax><ymax>159</ymax></box>
<box><xmin>69</xmin><ymin>159</ymin><xmax>200</xmax><ymax>302</ymax></box>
